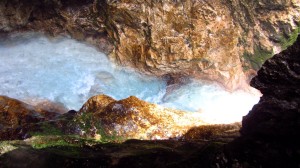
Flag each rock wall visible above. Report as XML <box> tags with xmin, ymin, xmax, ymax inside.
<box><xmin>0</xmin><ymin>0</ymin><xmax>112</xmax><ymax>53</ymax></box>
<box><xmin>242</xmin><ymin>34</ymin><xmax>300</xmax><ymax>139</ymax></box>
<box><xmin>1</xmin><ymin>0</ymin><xmax>299</xmax><ymax>89</ymax></box>
<box><xmin>104</xmin><ymin>0</ymin><xmax>300</xmax><ymax>89</ymax></box>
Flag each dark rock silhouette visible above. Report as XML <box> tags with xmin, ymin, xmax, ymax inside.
<box><xmin>225</xmin><ymin>34</ymin><xmax>300</xmax><ymax>168</ymax></box>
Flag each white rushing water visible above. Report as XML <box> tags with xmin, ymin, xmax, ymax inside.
<box><xmin>0</xmin><ymin>33</ymin><xmax>260</xmax><ymax>124</ymax></box>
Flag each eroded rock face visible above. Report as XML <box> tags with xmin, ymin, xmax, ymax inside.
<box><xmin>1</xmin><ymin>0</ymin><xmax>299</xmax><ymax>89</ymax></box>
<box><xmin>78</xmin><ymin>94</ymin><xmax>206</xmax><ymax>140</ymax></box>
<box><xmin>225</xmin><ymin>35</ymin><xmax>300</xmax><ymax>167</ymax></box>
<box><xmin>0</xmin><ymin>0</ymin><xmax>112</xmax><ymax>53</ymax></box>
<box><xmin>102</xmin><ymin>0</ymin><xmax>300</xmax><ymax>89</ymax></box>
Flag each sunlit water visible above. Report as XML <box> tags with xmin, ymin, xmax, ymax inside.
<box><xmin>0</xmin><ymin>33</ymin><xmax>260</xmax><ymax>124</ymax></box>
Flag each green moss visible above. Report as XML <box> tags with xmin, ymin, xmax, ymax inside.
<box><xmin>242</xmin><ymin>27</ymin><xmax>300</xmax><ymax>71</ymax></box>
<box><xmin>30</xmin><ymin>123</ymin><xmax>63</xmax><ymax>136</ymax></box>
<box><xmin>28</xmin><ymin>135</ymin><xmax>100</xmax><ymax>149</ymax></box>
<box><xmin>74</xmin><ymin>112</ymin><xmax>125</xmax><ymax>143</ymax></box>
<box><xmin>30</xmin><ymin>137</ymin><xmax>72</xmax><ymax>149</ymax></box>
<box><xmin>242</xmin><ymin>45</ymin><xmax>273</xmax><ymax>70</ymax></box>
<box><xmin>280</xmin><ymin>27</ymin><xmax>300</xmax><ymax>50</ymax></box>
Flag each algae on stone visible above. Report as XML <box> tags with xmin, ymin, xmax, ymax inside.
<box><xmin>280</xmin><ymin>26</ymin><xmax>300</xmax><ymax>50</ymax></box>
<box><xmin>242</xmin><ymin>45</ymin><xmax>273</xmax><ymax>71</ymax></box>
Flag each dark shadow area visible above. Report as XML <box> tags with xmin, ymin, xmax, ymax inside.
<box><xmin>0</xmin><ymin>138</ymin><xmax>227</xmax><ymax>168</ymax></box>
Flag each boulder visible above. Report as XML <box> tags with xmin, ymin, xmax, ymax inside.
<box><xmin>77</xmin><ymin>95</ymin><xmax>206</xmax><ymax>140</ymax></box>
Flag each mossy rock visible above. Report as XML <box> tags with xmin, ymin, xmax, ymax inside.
<box><xmin>280</xmin><ymin>26</ymin><xmax>300</xmax><ymax>50</ymax></box>
<box><xmin>242</xmin><ymin>45</ymin><xmax>273</xmax><ymax>71</ymax></box>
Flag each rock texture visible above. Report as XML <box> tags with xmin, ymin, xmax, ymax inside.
<box><xmin>78</xmin><ymin>94</ymin><xmax>206</xmax><ymax>140</ymax></box>
<box><xmin>0</xmin><ymin>0</ymin><xmax>112</xmax><ymax>53</ymax></box>
<box><xmin>0</xmin><ymin>0</ymin><xmax>299</xmax><ymax>89</ymax></box>
<box><xmin>0</xmin><ymin>96</ymin><xmax>59</xmax><ymax>140</ymax></box>
<box><xmin>242</xmin><ymin>35</ymin><xmax>300</xmax><ymax>139</ymax></box>
<box><xmin>225</xmin><ymin>35</ymin><xmax>300</xmax><ymax>167</ymax></box>
<box><xmin>0</xmin><ymin>96</ymin><xmax>42</xmax><ymax>140</ymax></box>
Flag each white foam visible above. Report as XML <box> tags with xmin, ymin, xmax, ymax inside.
<box><xmin>0</xmin><ymin>33</ymin><xmax>165</xmax><ymax>110</ymax></box>
<box><xmin>0</xmin><ymin>33</ymin><xmax>260</xmax><ymax>124</ymax></box>
<box><xmin>161</xmin><ymin>81</ymin><xmax>260</xmax><ymax>124</ymax></box>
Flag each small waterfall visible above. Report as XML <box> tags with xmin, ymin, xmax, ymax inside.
<box><xmin>0</xmin><ymin>33</ymin><xmax>260</xmax><ymax>124</ymax></box>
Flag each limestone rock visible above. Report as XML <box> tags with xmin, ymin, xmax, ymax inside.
<box><xmin>77</xmin><ymin>95</ymin><xmax>205</xmax><ymax>140</ymax></box>
<box><xmin>103</xmin><ymin>0</ymin><xmax>300</xmax><ymax>89</ymax></box>
<box><xmin>1</xmin><ymin>0</ymin><xmax>299</xmax><ymax>90</ymax></box>
<box><xmin>0</xmin><ymin>96</ymin><xmax>43</xmax><ymax>127</ymax></box>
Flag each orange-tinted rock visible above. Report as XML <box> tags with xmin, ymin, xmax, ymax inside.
<box><xmin>79</xmin><ymin>94</ymin><xmax>116</xmax><ymax>114</ymax></box>
<box><xmin>103</xmin><ymin>0</ymin><xmax>300</xmax><ymax>90</ymax></box>
<box><xmin>78</xmin><ymin>95</ymin><xmax>206</xmax><ymax>140</ymax></box>
<box><xmin>1</xmin><ymin>0</ymin><xmax>299</xmax><ymax>90</ymax></box>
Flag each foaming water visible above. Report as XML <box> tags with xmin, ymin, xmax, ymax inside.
<box><xmin>0</xmin><ymin>33</ymin><xmax>260</xmax><ymax>124</ymax></box>
<box><xmin>0</xmin><ymin>33</ymin><xmax>166</xmax><ymax>109</ymax></box>
<box><xmin>161</xmin><ymin>81</ymin><xmax>260</xmax><ymax>124</ymax></box>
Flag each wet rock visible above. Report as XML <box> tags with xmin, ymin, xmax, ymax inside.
<box><xmin>77</xmin><ymin>95</ymin><xmax>206</xmax><ymax>140</ymax></box>
<box><xmin>34</xmin><ymin>101</ymin><xmax>68</xmax><ymax>114</ymax></box>
<box><xmin>79</xmin><ymin>94</ymin><xmax>116</xmax><ymax>114</ymax></box>
<box><xmin>163</xmin><ymin>73</ymin><xmax>191</xmax><ymax>96</ymax></box>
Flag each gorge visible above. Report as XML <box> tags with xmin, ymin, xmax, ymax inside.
<box><xmin>0</xmin><ymin>0</ymin><xmax>300</xmax><ymax>167</ymax></box>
